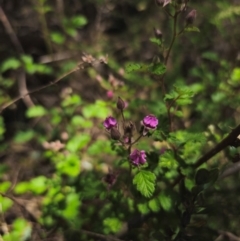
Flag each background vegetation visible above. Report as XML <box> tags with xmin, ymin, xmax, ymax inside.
<box><xmin>0</xmin><ymin>0</ymin><xmax>240</xmax><ymax>240</ymax></box>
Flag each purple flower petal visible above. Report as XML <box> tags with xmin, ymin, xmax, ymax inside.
<box><xmin>103</xmin><ymin>116</ymin><xmax>117</xmax><ymax>130</ymax></box>
<box><xmin>143</xmin><ymin>115</ymin><xmax>158</xmax><ymax>129</ymax></box>
<box><xmin>129</xmin><ymin>149</ymin><xmax>147</xmax><ymax>166</ymax></box>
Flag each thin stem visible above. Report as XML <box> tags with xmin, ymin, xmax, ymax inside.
<box><xmin>164</xmin><ymin>11</ymin><xmax>179</xmax><ymax>65</ymax></box>
<box><xmin>0</xmin><ymin>64</ymin><xmax>83</xmax><ymax>113</ymax></box>
<box><xmin>35</xmin><ymin>0</ymin><xmax>53</xmax><ymax>54</ymax></box>
<box><xmin>120</xmin><ymin>110</ymin><xmax>125</xmax><ymax>131</ymax></box>
<box><xmin>131</xmin><ymin>134</ymin><xmax>143</xmax><ymax>146</ymax></box>
<box><xmin>158</xmin><ymin>6</ymin><xmax>180</xmax><ymax>132</ymax></box>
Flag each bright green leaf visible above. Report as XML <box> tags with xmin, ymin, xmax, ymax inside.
<box><xmin>159</xmin><ymin>151</ymin><xmax>178</xmax><ymax>169</ymax></box>
<box><xmin>50</xmin><ymin>31</ymin><xmax>65</xmax><ymax>44</ymax></box>
<box><xmin>71</xmin><ymin>15</ymin><xmax>88</xmax><ymax>28</ymax></box>
<box><xmin>14</xmin><ymin>182</ymin><xmax>30</xmax><ymax>194</ymax></box>
<box><xmin>66</xmin><ymin>134</ymin><xmax>90</xmax><ymax>152</ymax></box>
<box><xmin>149</xmin><ymin>37</ymin><xmax>162</xmax><ymax>46</ymax></box>
<box><xmin>26</xmin><ymin>105</ymin><xmax>47</xmax><ymax>118</ymax></box>
<box><xmin>133</xmin><ymin>170</ymin><xmax>156</xmax><ymax>198</ymax></box>
<box><xmin>0</xmin><ymin>196</ymin><xmax>13</xmax><ymax>212</ymax></box>
<box><xmin>61</xmin><ymin>192</ymin><xmax>81</xmax><ymax>220</ymax></box>
<box><xmin>0</xmin><ymin>181</ymin><xmax>11</xmax><ymax>193</ymax></box>
<box><xmin>103</xmin><ymin>218</ymin><xmax>122</xmax><ymax>234</ymax></box>
<box><xmin>71</xmin><ymin>115</ymin><xmax>93</xmax><ymax>128</ymax></box>
<box><xmin>148</xmin><ymin>198</ymin><xmax>161</xmax><ymax>212</ymax></box>
<box><xmin>29</xmin><ymin>176</ymin><xmax>48</xmax><ymax>194</ymax></box>
<box><xmin>1</xmin><ymin>58</ymin><xmax>21</xmax><ymax>72</ymax></box>
<box><xmin>62</xmin><ymin>94</ymin><xmax>82</xmax><ymax>107</ymax></box>
<box><xmin>137</xmin><ymin>202</ymin><xmax>150</xmax><ymax>214</ymax></box>
<box><xmin>82</xmin><ymin>100</ymin><xmax>109</xmax><ymax>119</ymax></box>
<box><xmin>56</xmin><ymin>153</ymin><xmax>80</xmax><ymax>176</ymax></box>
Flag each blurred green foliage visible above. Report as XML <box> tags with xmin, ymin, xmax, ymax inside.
<box><xmin>0</xmin><ymin>0</ymin><xmax>240</xmax><ymax>240</ymax></box>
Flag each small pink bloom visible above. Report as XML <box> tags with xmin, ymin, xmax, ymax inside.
<box><xmin>142</xmin><ymin>115</ymin><xmax>158</xmax><ymax>129</ymax></box>
<box><xmin>103</xmin><ymin>116</ymin><xmax>117</xmax><ymax>130</ymax></box>
<box><xmin>107</xmin><ymin>90</ymin><xmax>114</xmax><ymax>99</ymax></box>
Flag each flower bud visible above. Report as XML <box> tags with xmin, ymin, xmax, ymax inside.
<box><xmin>110</xmin><ymin>127</ymin><xmax>121</xmax><ymax>140</ymax></box>
<box><xmin>116</xmin><ymin>96</ymin><xmax>125</xmax><ymax>110</ymax></box>
<box><xmin>154</xmin><ymin>28</ymin><xmax>162</xmax><ymax>39</ymax></box>
<box><xmin>155</xmin><ymin>0</ymin><xmax>165</xmax><ymax>7</ymax></box>
<box><xmin>103</xmin><ymin>170</ymin><xmax>117</xmax><ymax>187</ymax></box>
<box><xmin>185</xmin><ymin>9</ymin><xmax>197</xmax><ymax>25</ymax></box>
<box><xmin>124</xmin><ymin>121</ymin><xmax>135</xmax><ymax>137</ymax></box>
<box><xmin>155</xmin><ymin>0</ymin><xmax>171</xmax><ymax>7</ymax></box>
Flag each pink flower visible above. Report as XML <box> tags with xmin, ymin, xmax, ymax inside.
<box><xmin>129</xmin><ymin>149</ymin><xmax>147</xmax><ymax>166</ymax></box>
<box><xmin>103</xmin><ymin>116</ymin><xmax>117</xmax><ymax>130</ymax></box>
<box><xmin>107</xmin><ymin>90</ymin><xmax>114</xmax><ymax>99</ymax></box>
<box><xmin>142</xmin><ymin>115</ymin><xmax>158</xmax><ymax>129</ymax></box>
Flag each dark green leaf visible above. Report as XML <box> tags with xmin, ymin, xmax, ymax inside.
<box><xmin>148</xmin><ymin>63</ymin><xmax>166</xmax><ymax>75</ymax></box>
<box><xmin>185</xmin><ymin>26</ymin><xmax>200</xmax><ymax>32</ymax></box>
<box><xmin>195</xmin><ymin>168</ymin><xmax>210</xmax><ymax>185</ymax></box>
<box><xmin>126</xmin><ymin>63</ymin><xmax>142</xmax><ymax>73</ymax></box>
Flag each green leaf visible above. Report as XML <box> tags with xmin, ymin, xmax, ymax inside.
<box><xmin>14</xmin><ymin>130</ymin><xmax>35</xmax><ymax>143</ymax></box>
<box><xmin>71</xmin><ymin>115</ymin><xmax>93</xmax><ymax>128</ymax></box>
<box><xmin>169</xmin><ymin>131</ymin><xmax>206</xmax><ymax>146</ymax></box>
<box><xmin>195</xmin><ymin>168</ymin><xmax>219</xmax><ymax>187</ymax></box>
<box><xmin>148</xmin><ymin>63</ymin><xmax>166</xmax><ymax>75</ymax></box>
<box><xmin>51</xmin><ymin>31</ymin><xmax>65</xmax><ymax>44</ymax></box>
<box><xmin>0</xmin><ymin>58</ymin><xmax>21</xmax><ymax>72</ymax></box>
<box><xmin>159</xmin><ymin>151</ymin><xmax>178</xmax><ymax>169</ymax></box>
<box><xmin>82</xmin><ymin>100</ymin><xmax>109</xmax><ymax>119</ymax></box>
<box><xmin>149</xmin><ymin>37</ymin><xmax>162</xmax><ymax>46</ymax></box>
<box><xmin>0</xmin><ymin>116</ymin><xmax>6</xmax><ymax>141</ymax></box>
<box><xmin>26</xmin><ymin>105</ymin><xmax>47</xmax><ymax>118</ymax></box>
<box><xmin>148</xmin><ymin>198</ymin><xmax>161</xmax><ymax>212</ymax></box>
<box><xmin>61</xmin><ymin>193</ymin><xmax>81</xmax><ymax>220</ymax></box>
<box><xmin>14</xmin><ymin>182</ymin><xmax>30</xmax><ymax>194</ymax></box>
<box><xmin>71</xmin><ymin>15</ymin><xmax>88</xmax><ymax>28</ymax></box>
<box><xmin>201</xmin><ymin>52</ymin><xmax>219</xmax><ymax>62</ymax></box>
<box><xmin>66</xmin><ymin>134</ymin><xmax>90</xmax><ymax>152</ymax></box>
<box><xmin>137</xmin><ymin>203</ymin><xmax>150</xmax><ymax>214</ymax></box>
<box><xmin>164</xmin><ymin>85</ymin><xmax>195</xmax><ymax>106</ymax></box>
<box><xmin>158</xmin><ymin>193</ymin><xmax>172</xmax><ymax>211</ymax></box>
<box><xmin>195</xmin><ymin>168</ymin><xmax>210</xmax><ymax>185</ymax></box>
<box><xmin>185</xmin><ymin>26</ymin><xmax>200</xmax><ymax>32</ymax></box>
<box><xmin>103</xmin><ymin>218</ymin><xmax>122</xmax><ymax>234</ymax></box>
<box><xmin>61</xmin><ymin>94</ymin><xmax>82</xmax><ymax>107</ymax></box>
<box><xmin>0</xmin><ymin>181</ymin><xmax>11</xmax><ymax>192</ymax></box>
<box><xmin>126</xmin><ymin>63</ymin><xmax>142</xmax><ymax>73</ymax></box>
<box><xmin>56</xmin><ymin>153</ymin><xmax>81</xmax><ymax>176</ymax></box>
<box><xmin>133</xmin><ymin>170</ymin><xmax>156</xmax><ymax>198</ymax></box>
<box><xmin>208</xmin><ymin>169</ymin><xmax>219</xmax><ymax>185</ymax></box>
<box><xmin>0</xmin><ymin>195</ymin><xmax>13</xmax><ymax>212</ymax></box>
<box><xmin>29</xmin><ymin>176</ymin><xmax>48</xmax><ymax>194</ymax></box>
<box><xmin>87</xmin><ymin>139</ymin><xmax>115</xmax><ymax>155</ymax></box>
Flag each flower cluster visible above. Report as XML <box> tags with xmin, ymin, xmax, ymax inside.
<box><xmin>103</xmin><ymin>97</ymin><xmax>159</xmax><ymax>168</ymax></box>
